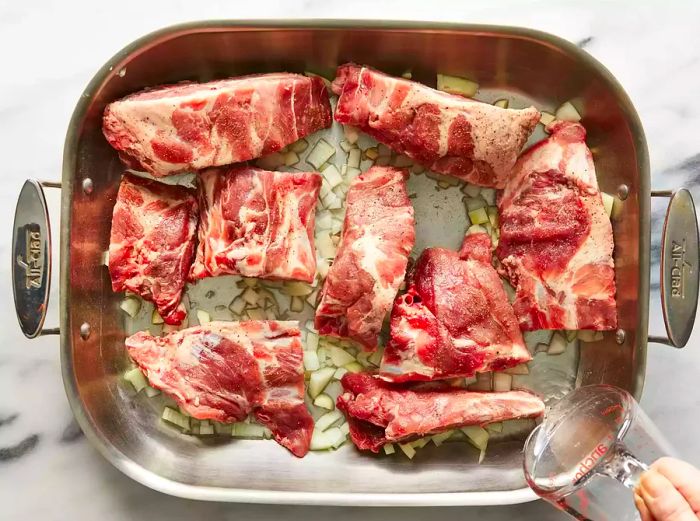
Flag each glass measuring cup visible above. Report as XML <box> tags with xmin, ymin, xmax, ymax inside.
<box><xmin>523</xmin><ymin>385</ymin><xmax>673</xmax><ymax>520</ymax></box>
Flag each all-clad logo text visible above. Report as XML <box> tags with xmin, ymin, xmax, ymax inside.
<box><xmin>670</xmin><ymin>239</ymin><xmax>689</xmax><ymax>298</ymax></box>
<box><xmin>17</xmin><ymin>225</ymin><xmax>43</xmax><ymax>289</ymax></box>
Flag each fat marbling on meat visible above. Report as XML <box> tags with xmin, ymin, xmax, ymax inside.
<box><xmin>190</xmin><ymin>165</ymin><xmax>322</xmax><ymax>283</ymax></box>
<box><xmin>332</xmin><ymin>64</ymin><xmax>540</xmax><ymax>188</ymax></box>
<box><xmin>103</xmin><ymin>73</ymin><xmax>332</xmax><ymax>177</ymax></box>
<box><xmin>108</xmin><ymin>173</ymin><xmax>198</xmax><ymax>325</ymax></box>
<box><xmin>314</xmin><ymin>166</ymin><xmax>415</xmax><ymax>351</ymax></box>
<box><xmin>381</xmin><ymin>233</ymin><xmax>531</xmax><ymax>382</ymax></box>
<box><xmin>126</xmin><ymin>320</ymin><xmax>314</xmax><ymax>457</ymax></box>
<box><xmin>337</xmin><ymin>372</ymin><xmax>545</xmax><ymax>452</ymax></box>
<box><xmin>497</xmin><ymin>121</ymin><xmax>617</xmax><ymax>330</ymax></box>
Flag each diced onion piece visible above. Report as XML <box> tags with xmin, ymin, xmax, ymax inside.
<box><xmin>466</xmin><ymin>224</ymin><xmax>488</xmax><ymax>236</ymax></box>
<box><xmin>486</xmin><ymin>422</ymin><xmax>503</xmax><ymax>434</ymax></box>
<box><xmin>578</xmin><ymin>330</ymin><xmax>605</xmax><ymax>342</ymax></box>
<box><xmin>398</xmin><ymin>442</ymin><xmax>417</xmax><ymax>459</ymax></box>
<box><xmin>319</xmin><ymin>179</ymin><xmax>332</xmax><ymax>199</ymax></box>
<box><xmin>317</xmin><ymin>259</ymin><xmax>330</xmax><ymax>278</ymax></box>
<box><xmin>339</xmin><ymin>140</ymin><xmax>354</xmax><ymax>152</ymax></box>
<box><xmin>290</xmin><ymin>139</ymin><xmax>309</xmax><ymax>153</ymax></box>
<box><xmin>283</xmin><ymin>281</ymin><xmax>314</xmax><ymax>296</ymax></box>
<box><xmin>322</xmin><ymin>190</ymin><xmax>340</xmax><ymax>209</ymax></box>
<box><xmin>493</xmin><ymin>98</ymin><xmax>509</xmax><ymax>109</ymax></box>
<box><xmin>196</xmin><ymin>309</ymin><xmax>211</xmax><ymax>325</ymax></box>
<box><xmin>411</xmin><ymin>437</ymin><xmax>430</xmax><ymax>449</ymax></box>
<box><xmin>343</xmin><ymin>361</ymin><xmax>363</xmax><ymax>373</ymax></box>
<box><xmin>602</xmin><ymin>192</ymin><xmax>615</xmax><ymax>218</ymax></box>
<box><xmin>333</xmin><ymin>367</ymin><xmax>348</xmax><ymax>381</ymax></box>
<box><xmin>343</xmin><ymin>126</ymin><xmax>359</xmax><ymax>144</ymax></box>
<box><xmin>345</xmin><ymin>166</ymin><xmax>361</xmax><ymax>182</ymax></box>
<box><xmin>151</xmin><ymin>309</ymin><xmax>164</xmax><ymax>325</ymax></box>
<box><xmin>401</xmin><ymin>70</ymin><xmax>412</xmax><ymax>79</ymax></box>
<box><xmin>540</xmin><ymin>111</ymin><xmax>556</xmax><ymax>127</ymax></box>
<box><xmin>289</xmin><ymin>296</ymin><xmax>305</xmax><ymax>313</ymax></box>
<box><xmin>565</xmin><ymin>330</ymin><xmax>577</xmax><ymax>342</ymax></box>
<box><xmin>555</xmin><ymin>101</ymin><xmax>582</xmax><ymax>122</ymax></box>
<box><xmin>492</xmin><ymin>372</ymin><xmax>512</xmax><ymax>392</ymax></box>
<box><xmin>328</xmin><ymin>346</ymin><xmax>356</xmax><ymax>367</ymax></box>
<box><xmin>487</xmin><ymin>207</ymin><xmax>499</xmax><ymax>228</ymax></box>
<box><xmin>145</xmin><ymin>386</ymin><xmax>160</xmax><ymax>398</ymax></box>
<box><xmin>307</xmin><ymin>139</ymin><xmax>336</xmax><ymax>169</ymax></box>
<box><xmin>229</xmin><ymin>297</ymin><xmax>246</xmax><ymax>315</ymax></box>
<box><xmin>481</xmin><ymin>188</ymin><xmax>496</xmax><ymax>206</ymax></box>
<box><xmin>364</xmin><ymin>147</ymin><xmax>379</xmax><ymax>160</ymax></box>
<box><xmin>432</xmin><ymin>430</ymin><xmax>454</xmax><ymax>447</ymax></box>
<box><xmin>198</xmin><ymin>420</ymin><xmax>214</xmax><ymax>436</ymax></box>
<box><xmin>305</xmin><ymin>320</ymin><xmax>318</xmax><ymax>333</ymax></box>
<box><xmin>325</xmin><ymin>380</ymin><xmax>344</xmax><ymax>402</ymax></box>
<box><xmin>232</xmin><ymin>422</ymin><xmax>266</xmax><ymax>438</ymax></box>
<box><xmin>469</xmin><ymin>207</ymin><xmax>489</xmax><ymax>225</ymax></box>
<box><xmin>306</xmin><ymin>332</ymin><xmax>319</xmax><ymax>351</ymax></box>
<box><xmin>246</xmin><ymin>308</ymin><xmax>266</xmax><ymax>320</ymax></box>
<box><xmin>465</xmin><ymin>196</ymin><xmax>486</xmax><ymax>212</ymax></box>
<box><xmin>504</xmin><ymin>363</ymin><xmax>530</xmax><ymax>375</ymax></box>
<box><xmin>310</xmin><ymin>426</ymin><xmax>344</xmax><ymax>450</ymax></box>
<box><xmin>124</xmin><ymin>367</ymin><xmax>148</xmax><ymax>392</ymax></box>
<box><xmin>323</xmin><ymin>165</ymin><xmax>343</xmax><ymax>189</ymax></box>
<box><xmin>303</xmin><ymin>351</ymin><xmax>321</xmax><ymax>371</ymax></box>
<box><xmin>393</xmin><ymin>155</ymin><xmax>413</xmax><ymax>168</ymax></box>
<box><xmin>462</xmin><ymin>426</ymin><xmax>489</xmax><ymax>451</ymax></box>
<box><xmin>383</xmin><ymin>443</ymin><xmax>396</xmax><ymax>455</ymax></box>
<box><xmin>547</xmin><ymin>333</ymin><xmax>567</xmax><ymax>355</ymax></box>
<box><xmin>347</xmin><ymin>148</ymin><xmax>361</xmax><ymax>169</ymax></box>
<box><xmin>317</xmin><ymin>233</ymin><xmax>336</xmax><ymax>259</ymax></box>
<box><xmin>479</xmin><ymin>448</ymin><xmax>487</xmax><ymax>464</ymax></box>
<box><xmin>462</xmin><ymin>184</ymin><xmax>481</xmax><ymax>197</ymax></box>
<box><xmin>241</xmin><ymin>287</ymin><xmax>259</xmax><ymax>306</ymax></box>
<box><xmin>468</xmin><ymin>372</ymin><xmax>492</xmax><ymax>391</ymax></box>
<box><xmin>368</xmin><ymin>348</ymin><xmax>383</xmax><ymax>367</ymax></box>
<box><xmin>339</xmin><ymin>422</ymin><xmax>350</xmax><ymax>435</ymax></box>
<box><xmin>284</xmin><ymin>151</ymin><xmax>300</xmax><ymax>166</ymax></box>
<box><xmin>309</xmin><ymin>367</ymin><xmax>336</xmax><ymax>398</ymax></box>
<box><xmin>437</xmin><ymin>74</ymin><xmax>479</xmax><ymax>97</ymax></box>
<box><xmin>315</xmin><ymin>409</ymin><xmax>343</xmax><ymax>432</ymax></box>
<box><xmin>162</xmin><ymin>407</ymin><xmax>190</xmax><ymax>431</ymax></box>
<box><xmin>120</xmin><ymin>297</ymin><xmax>141</xmax><ymax>318</ymax></box>
<box><xmin>316</xmin><ymin>211</ymin><xmax>332</xmax><ymax>230</ymax></box>
<box><xmin>313</xmin><ymin>393</ymin><xmax>335</xmax><ymax>410</ymax></box>
<box><xmin>101</xmin><ymin>250</ymin><xmax>110</xmax><ymax>266</ymax></box>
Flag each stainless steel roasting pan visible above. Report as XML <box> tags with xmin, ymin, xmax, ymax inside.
<box><xmin>11</xmin><ymin>20</ymin><xmax>700</xmax><ymax>506</ymax></box>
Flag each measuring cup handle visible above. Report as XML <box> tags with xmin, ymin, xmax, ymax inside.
<box><xmin>649</xmin><ymin>189</ymin><xmax>699</xmax><ymax>348</ymax></box>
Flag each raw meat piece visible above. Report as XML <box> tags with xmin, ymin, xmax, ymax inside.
<box><xmin>497</xmin><ymin>121</ymin><xmax>617</xmax><ymax>330</ymax></box>
<box><xmin>190</xmin><ymin>165</ymin><xmax>322</xmax><ymax>283</ymax></box>
<box><xmin>103</xmin><ymin>73</ymin><xmax>332</xmax><ymax>177</ymax></box>
<box><xmin>126</xmin><ymin>321</ymin><xmax>314</xmax><ymax>457</ymax></box>
<box><xmin>381</xmin><ymin>233</ymin><xmax>531</xmax><ymax>382</ymax></box>
<box><xmin>332</xmin><ymin>64</ymin><xmax>540</xmax><ymax>188</ymax></box>
<box><xmin>109</xmin><ymin>173</ymin><xmax>197</xmax><ymax>325</ymax></box>
<box><xmin>314</xmin><ymin>166</ymin><xmax>415</xmax><ymax>350</ymax></box>
<box><xmin>337</xmin><ymin>372</ymin><xmax>545</xmax><ymax>452</ymax></box>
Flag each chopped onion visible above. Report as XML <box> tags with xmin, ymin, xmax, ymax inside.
<box><xmin>411</xmin><ymin>437</ymin><xmax>430</xmax><ymax>449</ymax></box>
<box><xmin>436</xmin><ymin>74</ymin><xmax>479</xmax><ymax>97</ymax></box>
<box><xmin>162</xmin><ymin>407</ymin><xmax>190</xmax><ymax>431</ymax></box>
<box><xmin>504</xmin><ymin>363</ymin><xmax>530</xmax><ymax>375</ymax></box>
<box><xmin>465</xmin><ymin>196</ymin><xmax>486</xmax><ymax>212</ymax></box>
<box><xmin>493</xmin><ymin>99</ymin><xmax>509</xmax><ymax>109</ymax></box>
<box><xmin>343</xmin><ymin>361</ymin><xmax>363</xmax><ymax>373</ymax></box>
<box><xmin>468</xmin><ymin>372</ymin><xmax>492</xmax><ymax>391</ymax></box>
<box><xmin>347</xmin><ymin>148</ymin><xmax>361</xmax><ymax>169</ymax></box>
<box><xmin>578</xmin><ymin>330</ymin><xmax>604</xmax><ymax>342</ymax></box>
<box><xmin>333</xmin><ymin>367</ymin><xmax>348</xmax><ymax>381</ymax></box>
<box><xmin>101</xmin><ymin>250</ymin><xmax>110</xmax><ymax>266</ymax></box>
<box><xmin>246</xmin><ymin>308</ymin><xmax>266</xmax><ymax>320</ymax></box>
<box><xmin>555</xmin><ymin>101</ymin><xmax>582</xmax><ymax>122</ymax></box>
<box><xmin>401</xmin><ymin>70</ymin><xmax>412</xmax><ymax>79</ymax></box>
<box><xmin>462</xmin><ymin>426</ymin><xmax>489</xmax><ymax>451</ymax></box>
<box><xmin>198</xmin><ymin>420</ymin><xmax>214</xmax><ymax>436</ymax></box>
<box><xmin>479</xmin><ymin>448</ymin><xmax>487</xmax><ymax>464</ymax></box>
<box><xmin>310</xmin><ymin>426</ymin><xmax>345</xmax><ymax>450</ymax></box>
<box><xmin>229</xmin><ymin>297</ymin><xmax>246</xmax><ymax>315</ymax></box>
<box><xmin>344</xmin><ymin>166</ymin><xmax>361</xmax><ymax>182</ymax></box>
<box><xmin>565</xmin><ymin>330</ymin><xmax>577</xmax><ymax>342</ymax></box>
<box><xmin>339</xmin><ymin>140</ymin><xmax>354</xmax><ymax>153</ymax></box>
<box><xmin>315</xmin><ymin>409</ymin><xmax>343</xmax><ymax>432</ymax></box>
<box><xmin>486</xmin><ymin>422</ymin><xmax>503</xmax><ymax>434</ymax></box>
<box><xmin>481</xmin><ymin>188</ymin><xmax>496</xmax><ymax>206</ymax></box>
<box><xmin>466</xmin><ymin>224</ymin><xmax>488</xmax><ymax>236</ymax></box>
<box><xmin>325</xmin><ymin>380</ymin><xmax>344</xmax><ymax>401</ymax></box>
<box><xmin>196</xmin><ymin>309</ymin><xmax>211</xmax><ymax>325</ymax></box>
<box><xmin>469</xmin><ymin>207</ymin><xmax>489</xmax><ymax>225</ymax></box>
<box><xmin>398</xmin><ymin>442</ymin><xmax>417</xmax><ymax>459</ymax></box>
<box><xmin>124</xmin><ymin>367</ymin><xmax>148</xmax><ymax>392</ymax></box>
<box><xmin>283</xmin><ymin>281</ymin><xmax>314</xmax><ymax>297</ymax></box>
<box><xmin>289</xmin><ymin>296</ymin><xmax>305</xmax><ymax>313</ymax></box>
<box><xmin>309</xmin><ymin>367</ymin><xmax>336</xmax><ymax>398</ymax></box>
<box><xmin>392</xmin><ymin>155</ymin><xmax>413</xmax><ymax>168</ymax></box>
<box><xmin>305</xmin><ymin>332</ymin><xmax>319</xmax><ymax>352</ymax></box>
<box><xmin>151</xmin><ymin>309</ymin><xmax>164</xmax><ymax>325</ymax></box>
<box><xmin>328</xmin><ymin>346</ymin><xmax>356</xmax><ymax>367</ymax></box>
<box><xmin>144</xmin><ymin>386</ymin><xmax>160</xmax><ymax>398</ymax></box>
<box><xmin>284</xmin><ymin>151</ymin><xmax>300</xmax><ymax>166</ymax></box>
<box><xmin>241</xmin><ymin>287</ymin><xmax>259</xmax><ymax>306</ymax></box>
<box><xmin>316</xmin><ymin>211</ymin><xmax>332</xmax><ymax>230</ymax></box>
<box><xmin>232</xmin><ymin>422</ymin><xmax>266</xmax><ymax>438</ymax></box>
<box><xmin>303</xmin><ymin>351</ymin><xmax>321</xmax><ymax>371</ymax></box>
<box><xmin>339</xmin><ymin>422</ymin><xmax>350</xmax><ymax>436</ymax></box>
<box><xmin>492</xmin><ymin>372</ymin><xmax>512</xmax><ymax>392</ymax></box>
<box><xmin>290</xmin><ymin>139</ymin><xmax>309</xmax><ymax>153</ymax></box>
<box><xmin>307</xmin><ymin>139</ymin><xmax>336</xmax><ymax>169</ymax></box>
<box><xmin>368</xmin><ymin>348</ymin><xmax>383</xmax><ymax>367</ymax></box>
<box><xmin>317</xmin><ymin>259</ymin><xmax>330</xmax><ymax>279</ymax></box>
<box><xmin>313</xmin><ymin>393</ymin><xmax>335</xmax><ymax>410</ymax></box>
<box><xmin>323</xmin><ymin>164</ymin><xmax>343</xmax><ymax>188</ymax></box>
<box><xmin>602</xmin><ymin>192</ymin><xmax>615</xmax><ymax>218</ymax></box>
<box><xmin>375</xmin><ymin>156</ymin><xmax>391</xmax><ymax>166</ymax></box>
<box><xmin>539</xmin><ymin>111</ymin><xmax>556</xmax><ymax>127</ymax></box>
<box><xmin>432</xmin><ymin>430</ymin><xmax>454</xmax><ymax>447</ymax></box>
<box><xmin>343</xmin><ymin>126</ymin><xmax>359</xmax><ymax>144</ymax></box>
<box><xmin>383</xmin><ymin>443</ymin><xmax>396</xmax><ymax>455</ymax></box>
<box><xmin>462</xmin><ymin>184</ymin><xmax>481</xmax><ymax>197</ymax></box>
<box><xmin>547</xmin><ymin>333</ymin><xmax>567</xmax><ymax>355</ymax></box>
<box><xmin>316</xmin><ymin>233</ymin><xmax>336</xmax><ymax>259</ymax></box>
<box><xmin>487</xmin><ymin>207</ymin><xmax>499</xmax><ymax>228</ymax></box>
<box><xmin>322</xmin><ymin>190</ymin><xmax>340</xmax><ymax>209</ymax></box>
<box><xmin>120</xmin><ymin>297</ymin><xmax>141</xmax><ymax>318</ymax></box>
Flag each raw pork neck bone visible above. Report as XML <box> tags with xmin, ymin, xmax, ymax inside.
<box><xmin>126</xmin><ymin>321</ymin><xmax>314</xmax><ymax>457</ymax></box>
<box><xmin>337</xmin><ymin>372</ymin><xmax>545</xmax><ymax>452</ymax></box>
<box><xmin>190</xmin><ymin>165</ymin><xmax>322</xmax><ymax>283</ymax></box>
<box><xmin>497</xmin><ymin>121</ymin><xmax>617</xmax><ymax>330</ymax></box>
<box><xmin>103</xmin><ymin>73</ymin><xmax>332</xmax><ymax>177</ymax></box>
<box><xmin>381</xmin><ymin>233</ymin><xmax>531</xmax><ymax>382</ymax></box>
<box><xmin>108</xmin><ymin>173</ymin><xmax>198</xmax><ymax>325</ymax></box>
<box><xmin>315</xmin><ymin>166</ymin><xmax>415</xmax><ymax>351</ymax></box>
<box><xmin>332</xmin><ymin>64</ymin><xmax>540</xmax><ymax>188</ymax></box>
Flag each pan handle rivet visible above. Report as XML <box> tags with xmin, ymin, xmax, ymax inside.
<box><xmin>79</xmin><ymin>322</ymin><xmax>91</xmax><ymax>340</ymax></box>
<box><xmin>82</xmin><ymin>178</ymin><xmax>94</xmax><ymax>195</ymax></box>
<box><xmin>615</xmin><ymin>329</ymin><xmax>626</xmax><ymax>344</ymax></box>
<box><xmin>617</xmin><ymin>184</ymin><xmax>629</xmax><ymax>200</ymax></box>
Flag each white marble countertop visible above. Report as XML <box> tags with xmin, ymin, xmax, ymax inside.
<box><xmin>2</xmin><ymin>1</ymin><xmax>699</xmax><ymax>519</ymax></box>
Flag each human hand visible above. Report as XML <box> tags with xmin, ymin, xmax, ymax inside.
<box><xmin>635</xmin><ymin>457</ymin><xmax>700</xmax><ymax>520</ymax></box>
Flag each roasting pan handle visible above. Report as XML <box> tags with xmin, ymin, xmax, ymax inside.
<box><xmin>649</xmin><ymin>189</ymin><xmax>699</xmax><ymax>348</ymax></box>
<box><xmin>12</xmin><ymin>179</ymin><xmax>60</xmax><ymax>339</ymax></box>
